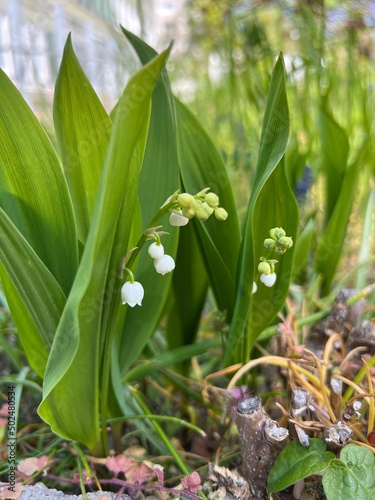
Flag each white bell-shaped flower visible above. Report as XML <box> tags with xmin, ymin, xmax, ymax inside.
<box><xmin>121</xmin><ymin>281</ymin><xmax>144</xmax><ymax>307</ymax></box>
<box><xmin>260</xmin><ymin>273</ymin><xmax>277</xmax><ymax>287</ymax></box>
<box><xmin>148</xmin><ymin>242</ymin><xmax>164</xmax><ymax>259</ymax></box>
<box><xmin>169</xmin><ymin>210</ymin><xmax>189</xmax><ymax>227</ymax></box>
<box><xmin>252</xmin><ymin>282</ymin><xmax>257</xmax><ymax>294</ymax></box>
<box><xmin>154</xmin><ymin>254</ymin><xmax>175</xmax><ymax>275</ymax></box>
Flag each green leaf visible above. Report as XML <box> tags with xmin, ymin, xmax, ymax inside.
<box><xmin>117</xmin><ymin>28</ymin><xmax>180</xmax><ymax>376</ymax></box>
<box><xmin>175</xmin><ymin>98</ymin><xmax>241</xmax><ymax>318</ymax></box>
<box><xmin>268</xmin><ymin>438</ymin><xmax>335</xmax><ymax>493</ymax></box>
<box><xmin>316</xmin><ymin>154</ymin><xmax>361</xmax><ymax>295</ymax></box>
<box><xmin>54</xmin><ymin>34</ymin><xmax>111</xmax><ymax>244</ymax></box>
<box><xmin>123</xmin><ymin>339</ymin><xmax>220</xmax><ymax>383</ymax></box>
<box><xmin>0</xmin><ymin>69</ymin><xmax>78</xmax><ymax>295</ymax></box>
<box><xmin>0</xmin><ymin>209</ymin><xmax>66</xmax><ymax>369</ymax></box>
<box><xmin>225</xmin><ymin>54</ymin><xmax>298</xmax><ymax>365</ymax></box>
<box><xmin>356</xmin><ymin>188</ymin><xmax>375</xmax><ymax>290</ymax></box>
<box><xmin>166</xmin><ymin>223</ymin><xmax>208</xmax><ymax>371</ymax></box>
<box><xmin>318</xmin><ymin>106</ymin><xmax>349</xmax><ymax>224</ymax></box>
<box><xmin>292</xmin><ymin>217</ymin><xmax>315</xmax><ymax>280</ymax></box>
<box><xmin>322</xmin><ymin>444</ymin><xmax>375</xmax><ymax>500</ymax></box>
<box><xmin>38</xmin><ymin>48</ymin><xmax>170</xmax><ymax>453</ymax></box>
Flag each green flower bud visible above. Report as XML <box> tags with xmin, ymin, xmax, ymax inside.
<box><xmin>278</xmin><ymin>236</ymin><xmax>293</xmax><ymax>249</ymax></box>
<box><xmin>182</xmin><ymin>206</ymin><xmax>196</xmax><ymax>219</ymax></box>
<box><xmin>274</xmin><ymin>247</ymin><xmax>286</xmax><ymax>255</ymax></box>
<box><xmin>214</xmin><ymin>207</ymin><xmax>228</xmax><ymax>221</ymax></box>
<box><xmin>264</xmin><ymin>238</ymin><xmax>276</xmax><ymax>250</ymax></box>
<box><xmin>258</xmin><ymin>261</ymin><xmax>271</xmax><ymax>275</ymax></box>
<box><xmin>178</xmin><ymin>193</ymin><xmax>195</xmax><ymax>209</ymax></box>
<box><xmin>205</xmin><ymin>192</ymin><xmax>220</xmax><ymax>208</ymax></box>
<box><xmin>195</xmin><ymin>202</ymin><xmax>214</xmax><ymax>221</ymax></box>
<box><xmin>270</xmin><ymin>227</ymin><xmax>286</xmax><ymax>240</ymax></box>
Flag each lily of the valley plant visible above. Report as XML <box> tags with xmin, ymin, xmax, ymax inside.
<box><xmin>0</xmin><ymin>28</ymin><xmax>297</xmax><ymax>456</ymax></box>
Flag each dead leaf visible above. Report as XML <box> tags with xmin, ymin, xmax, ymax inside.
<box><xmin>126</xmin><ymin>462</ymin><xmax>155</xmax><ymax>484</ymax></box>
<box><xmin>17</xmin><ymin>455</ymin><xmax>50</xmax><ymax>477</ymax></box>
<box><xmin>181</xmin><ymin>471</ymin><xmax>202</xmax><ymax>493</ymax></box>
<box><xmin>0</xmin><ymin>483</ymin><xmax>24</xmax><ymax>499</ymax></box>
<box><xmin>106</xmin><ymin>455</ymin><xmax>134</xmax><ymax>476</ymax></box>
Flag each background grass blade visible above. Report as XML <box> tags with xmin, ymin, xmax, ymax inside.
<box><xmin>318</xmin><ymin>106</ymin><xmax>349</xmax><ymax>225</ymax></box>
<box><xmin>316</xmin><ymin>143</ymin><xmax>365</xmax><ymax>295</ymax></box>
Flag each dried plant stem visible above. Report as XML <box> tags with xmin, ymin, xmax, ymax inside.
<box><xmin>227</xmin><ymin>355</ymin><xmax>319</xmax><ymax>390</ymax></box>
<box><xmin>363</xmin><ymin>360</ymin><xmax>375</xmax><ymax>434</ymax></box>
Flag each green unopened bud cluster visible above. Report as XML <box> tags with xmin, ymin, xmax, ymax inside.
<box><xmin>253</xmin><ymin>227</ymin><xmax>293</xmax><ymax>291</ymax></box>
<box><xmin>266</xmin><ymin>227</ymin><xmax>293</xmax><ymax>255</ymax></box>
<box><xmin>176</xmin><ymin>188</ymin><xmax>228</xmax><ymax>222</ymax></box>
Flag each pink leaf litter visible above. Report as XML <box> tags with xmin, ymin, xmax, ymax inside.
<box><xmin>181</xmin><ymin>471</ymin><xmax>202</xmax><ymax>493</ymax></box>
<box><xmin>153</xmin><ymin>464</ymin><xmax>164</xmax><ymax>484</ymax></box>
<box><xmin>126</xmin><ymin>462</ymin><xmax>155</xmax><ymax>484</ymax></box>
<box><xmin>17</xmin><ymin>456</ymin><xmax>50</xmax><ymax>477</ymax></box>
<box><xmin>72</xmin><ymin>468</ymin><xmax>92</xmax><ymax>484</ymax></box>
<box><xmin>0</xmin><ymin>483</ymin><xmax>24</xmax><ymax>499</ymax></box>
<box><xmin>105</xmin><ymin>455</ymin><xmax>134</xmax><ymax>476</ymax></box>
<box><xmin>228</xmin><ymin>385</ymin><xmax>250</xmax><ymax>401</ymax></box>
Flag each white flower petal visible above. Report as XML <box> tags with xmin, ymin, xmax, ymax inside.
<box><xmin>252</xmin><ymin>282</ymin><xmax>257</xmax><ymax>294</ymax></box>
<box><xmin>121</xmin><ymin>281</ymin><xmax>144</xmax><ymax>307</ymax></box>
<box><xmin>260</xmin><ymin>273</ymin><xmax>277</xmax><ymax>287</ymax></box>
<box><xmin>148</xmin><ymin>242</ymin><xmax>164</xmax><ymax>259</ymax></box>
<box><xmin>169</xmin><ymin>210</ymin><xmax>189</xmax><ymax>227</ymax></box>
<box><xmin>154</xmin><ymin>254</ymin><xmax>175</xmax><ymax>275</ymax></box>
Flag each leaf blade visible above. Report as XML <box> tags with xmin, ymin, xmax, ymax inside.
<box><xmin>53</xmin><ymin>34</ymin><xmax>112</xmax><ymax>243</ymax></box>
<box><xmin>268</xmin><ymin>438</ymin><xmax>335</xmax><ymax>493</ymax></box>
<box><xmin>0</xmin><ymin>69</ymin><xmax>78</xmax><ymax>295</ymax></box>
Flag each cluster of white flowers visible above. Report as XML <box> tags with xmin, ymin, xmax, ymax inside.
<box><xmin>121</xmin><ymin>241</ymin><xmax>176</xmax><ymax>308</ymax></box>
<box><xmin>148</xmin><ymin>242</ymin><xmax>175</xmax><ymax>275</ymax></box>
<box><xmin>120</xmin><ymin>188</ymin><xmax>228</xmax><ymax>308</ymax></box>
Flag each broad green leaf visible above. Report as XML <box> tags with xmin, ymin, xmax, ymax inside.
<box><xmin>122</xmin><ymin>26</ymin><xmax>240</xmax><ymax>328</ymax></box>
<box><xmin>54</xmin><ymin>34</ymin><xmax>111</xmax><ymax>244</ymax></box>
<box><xmin>175</xmin><ymin>98</ymin><xmax>241</xmax><ymax>318</ymax></box>
<box><xmin>316</xmin><ymin>155</ymin><xmax>361</xmax><ymax>295</ymax></box>
<box><xmin>225</xmin><ymin>55</ymin><xmax>298</xmax><ymax>366</ymax></box>
<box><xmin>0</xmin><ymin>69</ymin><xmax>78</xmax><ymax>295</ymax></box>
<box><xmin>292</xmin><ymin>217</ymin><xmax>315</xmax><ymax>280</ymax></box>
<box><xmin>38</xmin><ymin>48</ymin><xmax>170</xmax><ymax>453</ymax></box>
<box><xmin>322</xmin><ymin>445</ymin><xmax>375</xmax><ymax>500</ymax></box>
<box><xmin>117</xmin><ymin>28</ymin><xmax>180</xmax><ymax>376</ymax></box>
<box><xmin>268</xmin><ymin>438</ymin><xmax>335</xmax><ymax>493</ymax></box>
<box><xmin>166</xmin><ymin>223</ymin><xmax>208</xmax><ymax>371</ymax></box>
<box><xmin>318</xmin><ymin>106</ymin><xmax>349</xmax><ymax>224</ymax></box>
<box><xmin>0</xmin><ymin>209</ymin><xmax>66</xmax><ymax>371</ymax></box>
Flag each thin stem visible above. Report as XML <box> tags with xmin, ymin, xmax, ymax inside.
<box><xmin>125</xmin><ymin>198</ymin><xmax>178</xmax><ymax>271</ymax></box>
